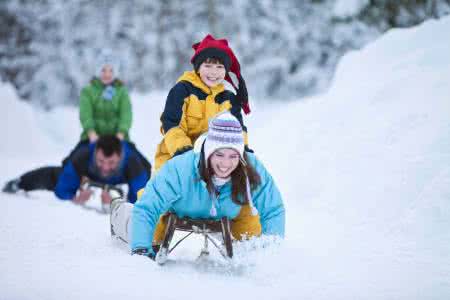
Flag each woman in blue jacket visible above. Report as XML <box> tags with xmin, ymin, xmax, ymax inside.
<box><xmin>110</xmin><ymin>112</ymin><xmax>285</xmax><ymax>259</ymax></box>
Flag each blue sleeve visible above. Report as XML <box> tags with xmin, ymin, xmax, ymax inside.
<box><xmin>54</xmin><ymin>162</ymin><xmax>80</xmax><ymax>200</ymax></box>
<box><xmin>127</xmin><ymin>170</ymin><xmax>150</xmax><ymax>204</ymax></box>
<box><xmin>160</xmin><ymin>82</ymin><xmax>190</xmax><ymax>133</ymax></box>
<box><xmin>131</xmin><ymin>161</ymin><xmax>181</xmax><ymax>251</ymax></box>
<box><xmin>250</xmin><ymin>155</ymin><xmax>285</xmax><ymax>237</ymax></box>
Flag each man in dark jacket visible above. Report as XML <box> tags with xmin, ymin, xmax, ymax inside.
<box><xmin>2</xmin><ymin>135</ymin><xmax>150</xmax><ymax>204</ymax></box>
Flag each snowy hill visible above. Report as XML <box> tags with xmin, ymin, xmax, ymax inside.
<box><xmin>1</xmin><ymin>16</ymin><xmax>450</xmax><ymax>300</ymax></box>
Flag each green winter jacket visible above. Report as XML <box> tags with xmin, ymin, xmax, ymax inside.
<box><xmin>79</xmin><ymin>78</ymin><xmax>132</xmax><ymax>140</ymax></box>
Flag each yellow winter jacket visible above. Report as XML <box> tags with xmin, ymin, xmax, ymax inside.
<box><xmin>154</xmin><ymin>70</ymin><xmax>248</xmax><ymax>171</ymax></box>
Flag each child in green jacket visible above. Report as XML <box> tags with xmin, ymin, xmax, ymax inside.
<box><xmin>64</xmin><ymin>51</ymin><xmax>150</xmax><ymax>174</ymax></box>
<box><xmin>79</xmin><ymin>50</ymin><xmax>132</xmax><ymax>142</ymax></box>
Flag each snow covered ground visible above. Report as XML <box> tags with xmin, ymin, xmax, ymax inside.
<box><xmin>1</xmin><ymin>16</ymin><xmax>450</xmax><ymax>300</ymax></box>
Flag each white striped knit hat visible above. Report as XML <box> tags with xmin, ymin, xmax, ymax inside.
<box><xmin>204</xmin><ymin>111</ymin><xmax>244</xmax><ymax>163</ymax></box>
<box><xmin>96</xmin><ymin>49</ymin><xmax>120</xmax><ymax>79</ymax></box>
<box><xmin>204</xmin><ymin>111</ymin><xmax>258</xmax><ymax>216</ymax></box>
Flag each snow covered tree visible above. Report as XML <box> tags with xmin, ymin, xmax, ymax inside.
<box><xmin>1</xmin><ymin>0</ymin><xmax>449</xmax><ymax>108</ymax></box>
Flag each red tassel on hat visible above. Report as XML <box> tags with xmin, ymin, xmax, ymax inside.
<box><xmin>191</xmin><ymin>34</ymin><xmax>251</xmax><ymax>115</ymax></box>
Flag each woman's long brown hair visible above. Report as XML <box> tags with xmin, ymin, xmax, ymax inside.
<box><xmin>199</xmin><ymin>151</ymin><xmax>261</xmax><ymax>205</ymax></box>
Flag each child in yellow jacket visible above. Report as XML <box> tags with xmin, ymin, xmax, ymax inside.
<box><xmin>154</xmin><ymin>34</ymin><xmax>251</xmax><ymax>171</ymax></box>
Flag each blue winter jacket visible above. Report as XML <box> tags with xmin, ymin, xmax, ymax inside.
<box><xmin>54</xmin><ymin>142</ymin><xmax>150</xmax><ymax>203</ymax></box>
<box><xmin>131</xmin><ymin>150</ymin><xmax>285</xmax><ymax>251</ymax></box>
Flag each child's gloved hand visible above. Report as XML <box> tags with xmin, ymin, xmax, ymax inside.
<box><xmin>116</xmin><ymin>132</ymin><xmax>125</xmax><ymax>140</ymax></box>
<box><xmin>88</xmin><ymin>130</ymin><xmax>98</xmax><ymax>143</ymax></box>
<box><xmin>236</xmin><ymin>76</ymin><xmax>250</xmax><ymax>114</ymax></box>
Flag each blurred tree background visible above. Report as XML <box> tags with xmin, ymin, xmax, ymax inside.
<box><xmin>1</xmin><ymin>0</ymin><xmax>449</xmax><ymax>109</ymax></box>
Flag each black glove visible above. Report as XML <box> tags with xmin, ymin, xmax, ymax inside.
<box><xmin>236</xmin><ymin>76</ymin><xmax>250</xmax><ymax>114</ymax></box>
<box><xmin>173</xmin><ymin>146</ymin><xmax>193</xmax><ymax>157</ymax></box>
<box><xmin>245</xmin><ymin>145</ymin><xmax>254</xmax><ymax>153</ymax></box>
<box><xmin>236</xmin><ymin>76</ymin><xmax>248</xmax><ymax>106</ymax></box>
<box><xmin>131</xmin><ymin>247</ymin><xmax>156</xmax><ymax>260</ymax></box>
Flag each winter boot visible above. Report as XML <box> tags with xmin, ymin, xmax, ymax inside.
<box><xmin>2</xmin><ymin>178</ymin><xmax>21</xmax><ymax>194</ymax></box>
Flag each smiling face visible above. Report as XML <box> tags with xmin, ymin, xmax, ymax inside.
<box><xmin>100</xmin><ymin>65</ymin><xmax>114</xmax><ymax>85</ymax></box>
<box><xmin>198</xmin><ymin>60</ymin><xmax>226</xmax><ymax>88</ymax></box>
<box><xmin>95</xmin><ymin>149</ymin><xmax>121</xmax><ymax>178</ymax></box>
<box><xmin>209</xmin><ymin>148</ymin><xmax>240</xmax><ymax>178</ymax></box>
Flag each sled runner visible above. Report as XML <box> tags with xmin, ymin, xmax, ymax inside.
<box><xmin>155</xmin><ymin>213</ymin><xmax>233</xmax><ymax>265</ymax></box>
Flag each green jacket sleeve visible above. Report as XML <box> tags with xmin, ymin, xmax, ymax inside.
<box><xmin>79</xmin><ymin>87</ymin><xmax>95</xmax><ymax>132</ymax></box>
<box><xmin>118</xmin><ymin>88</ymin><xmax>132</xmax><ymax>134</ymax></box>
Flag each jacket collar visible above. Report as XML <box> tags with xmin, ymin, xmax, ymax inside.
<box><xmin>177</xmin><ymin>70</ymin><xmax>225</xmax><ymax>95</ymax></box>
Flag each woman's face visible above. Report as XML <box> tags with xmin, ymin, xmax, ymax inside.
<box><xmin>198</xmin><ymin>62</ymin><xmax>226</xmax><ymax>88</ymax></box>
<box><xmin>100</xmin><ymin>65</ymin><xmax>114</xmax><ymax>85</ymax></box>
<box><xmin>209</xmin><ymin>148</ymin><xmax>240</xmax><ymax>178</ymax></box>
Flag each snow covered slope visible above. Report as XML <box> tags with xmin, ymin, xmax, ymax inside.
<box><xmin>1</xmin><ymin>16</ymin><xmax>450</xmax><ymax>300</ymax></box>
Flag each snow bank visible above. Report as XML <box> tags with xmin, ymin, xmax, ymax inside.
<box><xmin>2</xmin><ymin>15</ymin><xmax>450</xmax><ymax>300</ymax></box>
<box><xmin>1</xmin><ymin>83</ymin><xmax>56</xmax><ymax>157</ymax></box>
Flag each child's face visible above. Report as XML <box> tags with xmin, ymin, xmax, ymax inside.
<box><xmin>100</xmin><ymin>65</ymin><xmax>114</xmax><ymax>85</ymax></box>
<box><xmin>198</xmin><ymin>62</ymin><xmax>226</xmax><ymax>88</ymax></box>
<box><xmin>209</xmin><ymin>148</ymin><xmax>240</xmax><ymax>178</ymax></box>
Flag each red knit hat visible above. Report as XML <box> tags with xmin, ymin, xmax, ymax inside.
<box><xmin>191</xmin><ymin>34</ymin><xmax>251</xmax><ymax>114</ymax></box>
